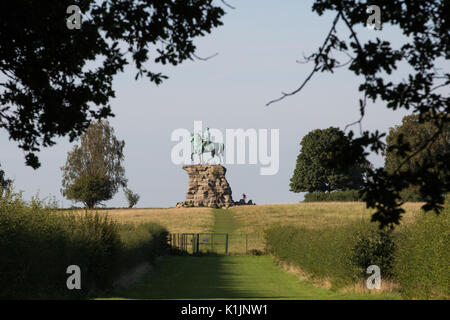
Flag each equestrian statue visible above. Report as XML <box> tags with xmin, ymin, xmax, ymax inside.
<box><xmin>190</xmin><ymin>127</ymin><xmax>225</xmax><ymax>163</ymax></box>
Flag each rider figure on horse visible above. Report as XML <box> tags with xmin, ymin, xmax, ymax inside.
<box><xmin>190</xmin><ymin>127</ymin><xmax>224</xmax><ymax>163</ymax></box>
<box><xmin>202</xmin><ymin>128</ymin><xmax>211</xmax><ymax>151</ymax></box>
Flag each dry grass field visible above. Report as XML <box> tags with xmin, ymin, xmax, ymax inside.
<box><xmin>68</xmin><ymin>202</ymin><xmax>424</xmax><ymax>251</ymax></box>
<box><xmin>70</xmin><ymin>207</ymin><xmax>214</xmax><ymax>234</ymax></box>
<box><xmin>229</xmin><ymin>202</ymin><xmax>424</xmax><ymax>234</ymax></box>
<box><xmin>226</xmin><ymin>202</ymin><xmax>425</xmax><ymax>251</ymax></box>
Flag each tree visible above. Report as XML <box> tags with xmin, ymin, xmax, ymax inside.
<box><xmin>61</xmin><ymin>121</ymin><xmax>127</xmax><ymax>209</ymax></box>
<box><xmin>385</xmin><ymin>114</ymin><xmax>450</xmax><ymax>178</ymax></box>
<box><xmin>268</xmin><ymin>1</ymin><xmax>449</xmax><ymax>228</ymax></box>
<box><xmin>384</xmin><ymin>114</ymin><xmax>449</xmax><ymax>201</ymax></box>
<box><xmin>124</xmin><ymin>188</ymin><xmax>140</xmax><ymax>208</ymax></box>
<box><xmin>290</xmin><ymin>127</ymin><xmax>365</xmax><ymax>193</ymax></box>
<box><xmin>0</xmin><ymin>163</ymin><xmax>11</xmax><ymax>197</ymax></box>
<box><xmin>0</xmin><ymin>1</ymin><xmax>226</xmax><ymax>168</ymax></box>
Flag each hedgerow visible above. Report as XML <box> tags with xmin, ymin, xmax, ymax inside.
<box><xmin>265</xmin><ymin>201</ymin><xmax>449</xmax><ymax>299</ymax></box>
<box><xmin>0</xmin><ymin>185</ymin><xmax>168</xmax><ymax>299</ymax></box>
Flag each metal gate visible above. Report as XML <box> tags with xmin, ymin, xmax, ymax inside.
<box><xmin>196</xmin><ymin>233</ymin><xmax>228</xmax><ymax>254</ymax></box>
<box><xmin>169</xmin><ymin>233</ymin><xmax>228</xmax><ymax>254</ymax></box>
<box><xmin>168</xmin><ymin>233</ymin><xmax>262</xmax><ymax>255</ymax></box>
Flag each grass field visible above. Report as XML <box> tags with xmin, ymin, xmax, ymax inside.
<box><xmin>229</xmin><ymin>202</ymin><xmax>422</xmax><ymax>232</ymax></box>
<box><xmin>72</xmin><ymin>207</ymin><xmax>214</xmax><ymax>234</ymax></box>
<box><xmin>79</xmin><ymin>202</ymin><xmax>423</xmax><ymax>232</ymax></box>
<box><xmin>77</xmin><ymin>202</ymin><xmax>424</xmax><ymax>253</ymax></box>
<box><xmin>100</xmin><ymin>202</ymin><xmax>416</xmax><ymax>299</ymax></box>
<box><xmin>222</xmin><ymin>202</ymin><xmax>423</xmax><ymax>252</ymax></box>
<box><xmin>93</xmin><ymin>202</ymin><xmax>429</xmax><ymax>300</ymax></box>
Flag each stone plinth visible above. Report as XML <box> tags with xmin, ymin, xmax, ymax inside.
<box><xmin>176</xmin><ymin>165</ymin><xmax>234</xmax><ymax>208</ymax></box>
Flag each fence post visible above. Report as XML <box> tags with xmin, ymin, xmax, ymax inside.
<box><xmin>196</xmin><ymin>234</ymin><xmax>199</xmax><ymax>254</ymax></box>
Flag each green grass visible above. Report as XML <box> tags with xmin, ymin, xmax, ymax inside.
<box><xmin>99</xmin><ymin>207</ymin><xmax>400</xmax><ymax>300</ymax></box>
<box><xmin>103</xmin><ymin>256</ymin><xmax>399</xmax><ymax>300</ymax></box>
<box><xmin>212</xmin><ymin>209</ymin><xmax>263</xmax><ymax>254</ymax></box>
<box><xmin>212</xmin><ymin>209</ymin><xmax>239</xmax><ymax>233</ymax></box>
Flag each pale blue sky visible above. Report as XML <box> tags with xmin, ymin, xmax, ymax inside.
<box><xmin>0</xmin><ymin>1</ymin><xmax>423</xmax><ymax>207</ymax></box>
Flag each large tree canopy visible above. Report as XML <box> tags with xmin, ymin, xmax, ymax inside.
<box><xmin>0</xmin><ymin>0</ymin><xmax>226</xmax><ymax>168</ymax></box>
<box><xmin>268</xmin><ymin>0</ymin><xmax>449</xmax><ymax>228</ymax></box>
<box><xmin>290</xmin><ymin>127</ymin><xmax>365</xmax><ymax>193</ymax></box>
<box><xmin>384</xmin><ymin>114</ymin><xmax>450</xmax><ymax>199</ymax></box>
<box><xmin>385</xmin><ymin>114</ymin><xmax>450</xmax><ymax>177</ymax></box>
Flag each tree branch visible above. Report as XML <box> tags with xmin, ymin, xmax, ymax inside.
<box><xmin>220</xmin><ymin>0</ymin><xmax>236</xmax><ymax>10</ymax></box>
<box><xmin>266</xmin><ymin>12</ymin><xmax>342</xmax><ymax>107</ymax></box>
<box><xmin>192</xmin><ymin>52</ymin><xmax>219</xmax><ymax>61</ymax></box>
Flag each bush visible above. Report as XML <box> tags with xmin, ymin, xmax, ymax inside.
<box><xmin>394</xmin><ymin>202</ymin><xmax>449</xmax><ymax>299</ymax></box>
<box><xmin>351</xmin><ymin>229</ymin><xmax>396</xmax><ymax>279</ymax></box>
<box><xmin>304</xmin><ymin>188</ymin><xmax>428</xmax><ymax>202</ymax></box>
<box><xmin>265</xmin><ymin>223</ymin><xmax>397</xmax><ymax>289</ymax></box>
<box><xmin>398</xmin><ymin>187</ymin><xmax>426</xmax><ymax>202</ymax></box>
<box><xmin>124</xmin><ymin>188</ymin><xmax>140</xmax><ymax>208</ymax></box>
<box><xmin>265</xmin><ymin>203</ymin><xmax>449</xmax><ymax>299</ymax></box>
<box><xmin>0</xmin><ymin>185</ymin><xmax>168</xmax><ymax>299</ymax></box>
<box><xmin>265</xmin><ymin>223</ymin><xmax>365</xmax><ymax>288</ymax></box>
<box><xmin>303</xmin><ymin>189</ymin><xmax>362</xmax><ymax>202</ymax></box>
<box><xmin>117</xmin><ymin>223</ymin><xmax>169</xmax><ymax>271</ymax></box>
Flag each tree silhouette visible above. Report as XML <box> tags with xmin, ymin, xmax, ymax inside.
<box><xmin>268</xmin><ymin>0</ymin><xmax>449</xmax><ymax>228</ymax></box>
<box><xmin>0</xmin><ymin>0</ymin><xmax>225</xmax><ymax>168</ymax></box>
<box><xmin>0</xmin><ymin>163</ymin><xmax>11</xmax><ymax>197</ymax></box>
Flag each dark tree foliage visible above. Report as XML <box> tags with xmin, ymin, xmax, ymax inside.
<box><xmin>384</xmin><ymin>114</ymin><xmax>449</xmax><ymax>202</ymax></box>
<box><xmin>290</xmin><ymin>127</ymin><xmax>365</xmax><ymax>193</ymax></box>
<box><xmin>268</xmin><ymin>0</ymin><xmax>449</xmax><ymax>228</ymax></box>
<box><xmin>0</xmin><ymin>0</ymin><xmax>225</xmax><ymax>168</ymax></box>
<box><xmin>0</xmin><ymin>163</ymin><xmax>11</xmax><ymax>196</ymax></box>
<box><xmin>385</xmin><ymin>114</ymin><xmax>449</xmax><ymax>179</ymax></box>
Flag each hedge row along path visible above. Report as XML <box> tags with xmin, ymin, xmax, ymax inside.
<box><xmin>102</xmin><ymin>209</ymin><xmax>400</xmax><ymax>300</ymax></box>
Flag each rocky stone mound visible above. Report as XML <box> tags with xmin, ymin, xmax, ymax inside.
<box><xmin>234</xmin><ymin>199</ymin><xmax>256</xmax><ymax>206</ymax></box>
<box><xmin>176</xmin><ymin>165</ymin><xmax>234</xmax><ymax>208</ymax></box>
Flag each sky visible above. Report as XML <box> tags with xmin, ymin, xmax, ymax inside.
<box><xmin>0</xmin><ymin>0</ymin><xmax>422</xmax><ymax>208</ymax></box>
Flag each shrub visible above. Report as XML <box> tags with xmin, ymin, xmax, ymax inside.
<box><xmin>124</xmin><ymin>188</ymin><xmax>140</xmax><ymax>208</ymax></box>
<box><xmin>117</xmin><ymin>223</ymin><xmax>169</xmax><ymax>271</ymax></box>
<box><xmin>0</xmin><ymin>162</ymin><xmax>11</xmax><ymax>197</ymax></box>
<box><xmin>398</xmin><ymin>187</ymin><xmax>426</xmax><ymax>202</ymax></box>
<box><xmin>303</xmin><ymin>189</ymin><xmax>362</xmax><ymax>202</ymax></box>
<box><xmin>304</xmin><ymin>188</ymin><xmax>428</xmax><ymax>202</ymax></box>
<box><xmin>0</xmin><ymin>185</ymin><xmax>168</xmax><ymax>299</ymax></box>
<box><xmin>265</xmin><ymin>224</ymin><xmax>364</xmax><ymax>288</ymax></box>
<box><xmin>265</xmin><ymin>203</ymin><xmax>449</xmax><ymax>299</ymax></box>
<box><xmin>0</xmin><ymin>190</ymin><xmax>119</xmax><ymax>299</ymax></box>
<box><xmin>248</xmin><ymin>249</ymin><xmax>264</xmax><ymax>256</ymax></box>
<box><xmin>265</xmin><ymin>223</ymin><xmax>397</xmax><ymax>289</ymax></box>
<box><xmin>351</xmin><ymin>229</ymin><xmax>396</xmax><ymax>279</ymax></box>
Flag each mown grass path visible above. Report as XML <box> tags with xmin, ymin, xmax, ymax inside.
<box><xmin>102</xmin><ymin>209</ymin><xmax>399</xmax><ymax>300</ymax></box>
<box><xmin>107</xmin><ymin>255</ymin><xmax>394</xmax><ymax>299</ymax></box>
<box><xmin>212</xmin><ymin>208</ymin><xmax>239</xmax><ymax>234</ymax></box>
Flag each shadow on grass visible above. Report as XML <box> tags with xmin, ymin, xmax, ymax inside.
<box><xmin>103</xmin><ymin>255</ymin><xmax>296</xmax><ymax>300</ymax></box>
